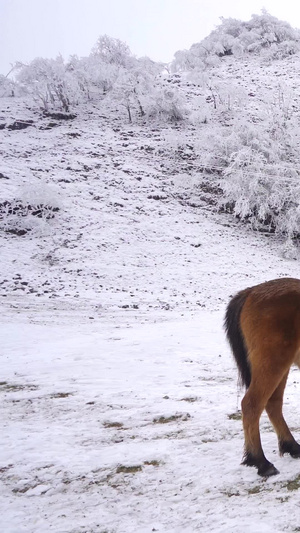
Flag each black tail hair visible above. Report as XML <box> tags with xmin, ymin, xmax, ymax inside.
<box><xmin>224</xmin><ymin>289</ymin><xmax>252</xmax><ymax>388</ymax></box>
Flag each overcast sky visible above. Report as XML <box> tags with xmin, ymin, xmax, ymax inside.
<box><xmin>1</xmin><ymin>0</ymin><xmax>300</xmax><ymax>75</ymax></box>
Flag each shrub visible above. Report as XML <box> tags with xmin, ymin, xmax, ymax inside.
<box><xmin>147</xmin><ymin>88</ymin><xmax>186</xmax><ymax>122</ymax></box>
<box><xmin>0</xmin><ymin>182</ymin><xmax>62</xmax><ymax>236</ymax></box>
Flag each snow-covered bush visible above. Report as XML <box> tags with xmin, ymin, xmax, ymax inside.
<box><xmin>0</xmin><ymin>182</ymin><xmax>62</xmax><ymax>236</ymax></box>
<box><xmin>147</xmin><ymin>87</ymin><xmax>185</xmax><ymax>122</ymax></box>
<box><xmin>263</xmin><ymin>40</ymin><xmax>300</xmax><ymax>62</ymax></box>
<box><xmin>171</xmin><ymin>11</ymin><xmax>300</xmax><ymax>72</ymax></box>
<box><xmin>217</xmin><ymin>114</ymin><xmax>300</xmax><ymax>237</ymax></box>
<box><xmin>247</xmin><ymin>11</ymin><xmax>300</xmax><ymax>51</ymax></box>
<box><xmin>188</xmin><ymin>93</ymin><xmax>300</xmax><ymax>239</ymax></box>
<box><xmin>220</xmin><ymin>159</ymin><xmax>300</xmax><ymax>237</ymax></box>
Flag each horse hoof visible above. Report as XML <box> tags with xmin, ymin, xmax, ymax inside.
<box><xmin>280</xmin><ymin>440</ymin><xmax>300</xmax><ymax>458</ymax></box>
<box><xmin>258</xmin><ymin>464</ymin><xmax>279</xmax><ymax>477</ymax></box>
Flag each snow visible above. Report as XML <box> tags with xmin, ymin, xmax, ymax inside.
<box><xmin>2</xmin><ymin>87</ymin><xmax>300</xmax><ymax>532</ymax></box>
<box><xmin>2</xmin><ymin>314</ymin><xmax>300</xmax><ymax>532</ymax></box>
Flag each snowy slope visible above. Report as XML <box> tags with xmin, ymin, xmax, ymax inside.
<box><xmin>2</xmin><ymin>65</ymin><xmax>300</xmax><ymax>532</ymax></box>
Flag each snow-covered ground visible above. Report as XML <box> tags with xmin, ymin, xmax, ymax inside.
<box><xmin>2</xmin><ymin>92</ymin><xmax>300</xmax><ymax>532</ymax></box>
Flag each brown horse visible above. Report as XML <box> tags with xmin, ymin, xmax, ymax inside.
<box><xmin>225</xmin><ymin>278</ymin><xmax>300</xmax><ymax>477</ymax></box>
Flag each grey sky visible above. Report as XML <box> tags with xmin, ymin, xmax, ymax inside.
<box><xmin>1</xmin><ymin>0</ymin><xmax>300</xmax><ymax>75</ymax></box>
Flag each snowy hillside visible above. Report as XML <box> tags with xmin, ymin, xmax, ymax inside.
<box><xmin>3</xmin><ymin>17</ymin><xmax>300</xmax><ymax>532</ymax></box>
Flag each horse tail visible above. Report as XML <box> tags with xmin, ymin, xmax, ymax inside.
<box><xmin>225</xmin><ymin>288</ymin><xmax>252</xmax><ymax>388</ymax></box>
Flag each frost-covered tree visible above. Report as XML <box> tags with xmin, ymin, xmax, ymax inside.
<box><xmin>14</xmin><ymin>33</ymin><xmax>165</xmax><ymax>120</ymax></box>
<box><xmin>0</xmin><ymin>62</ymin><xmax>24</xmax><ymax>97</ymax></box>
<box><xmin>92</xmin><ymin>35</ymin><xmax>133</xmax><ymax>68</ymax></box>
<box><xmin>66</xmin><ymin>54</ymin><xmax>119</xmax><ymax>98</ymax></box>
<box><xmin>0</xmin><ymin>74</ymin><xmax>16</xmax><ymax>97</ymax></box>
<box><xmin>17</xmin><ymin>56</ymin><xmax>82</xmax><ymax>111</ymax></box>
<box><xmin>109</xmin><ymin>55</ymin><xmax>165</xmax><ymax>122</ymax></box>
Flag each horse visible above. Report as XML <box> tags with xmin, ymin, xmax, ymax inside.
<box><xmin>225</xmin><ymin>278</ymin><xmax>300</xmax><ymax>477</ymax></box>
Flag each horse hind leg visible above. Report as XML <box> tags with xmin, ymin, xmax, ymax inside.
<box><xmin>241</xmin><ymin>347</ymin><xmax>296</xmax><ymax>477</ymax></box>
<box><xmin>241</xmin><ymin>373</ymin><xmax>280</xmax><ymax>477</ymax></box>
<box><xmin>265</xmin><ymin>371</ymin><xmax>300</xmax><ymax>458</ymax></box>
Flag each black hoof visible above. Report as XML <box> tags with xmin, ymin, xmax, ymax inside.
<box><xmin>242</xmin><ymin>451</ymin><xmax>279</xmax><ymax>477</ymax></box>
<box><xmin>257</xmin><ymin>463</ymin><xmax>280</xmax><ymax>477</ymax></box>
<box><xmin>280</xmin><ymin>440</ymin><xmax>300</xmax><ymax>458</ymax></box>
